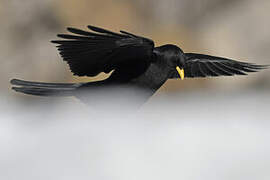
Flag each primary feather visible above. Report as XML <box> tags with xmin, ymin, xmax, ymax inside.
<box><xmin>183</xmin><ymin>53</ymin><xmax>268</xmax><ymax>78</ymax></box>
<box><xmin>51</xmin><ymin>25</ymin><xmax>154</xmax><ymax>77</ymax></box>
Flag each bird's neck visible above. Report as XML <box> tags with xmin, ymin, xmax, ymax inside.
<box><xmin>129</xmin><ymin>62</ymin><xmax>169</xmax><ymax>93</ymax></box>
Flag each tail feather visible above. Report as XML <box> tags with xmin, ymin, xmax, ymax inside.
<box><xmin>10</xmin><ymin>79</ymin><xmax>80</xmax><ymax>97</ymax></box>
<box><xmin>10</xmin><ymin>79</ymin><xmax>77</xmax><ymax>88</ymax></box>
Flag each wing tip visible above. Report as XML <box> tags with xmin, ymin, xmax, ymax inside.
<box><xmin>57</xmin><ymin>34</ymin><xmax>65</xmax><ymax>38</ymax></box>
<box><xmin>66</xmin><ymin>27</ymin><xmax>75</xmax><ymax>32</ymax></box>
<box><xmin>244</xmin><ymin>63</ymin><xmax>269</xmax><ymax>71</ymax></box>
<box><xmin>87</xmin><ymin>25</ymin><xmax>95</xmax><ymax>30</ymax></box>
<box><xmin>51</xmin><ymin>40</ymin><xmax>60</xmax><ymax>44</ymax></box>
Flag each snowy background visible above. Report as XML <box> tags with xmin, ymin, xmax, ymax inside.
<box><xmin>1</xmin><ymin>90</ymin><xmax>270</xmax><ymax>180</ymax></box>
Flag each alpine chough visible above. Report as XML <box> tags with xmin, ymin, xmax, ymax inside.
<box><xmin>11</xmin><ymin>25</ymin><xmax>268</xmax><ymax>105</ymax></box>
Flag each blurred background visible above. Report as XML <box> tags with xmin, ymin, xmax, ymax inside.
<box><xmin>1</xmin><ymin>0</ymin><xmax>270</xmax><ymax>179</ymax></box>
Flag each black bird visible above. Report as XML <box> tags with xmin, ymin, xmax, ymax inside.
<box><xmin>11</xmin><ymin>25</ymin><xmax>268</xmax><ymax>106</ymax></box>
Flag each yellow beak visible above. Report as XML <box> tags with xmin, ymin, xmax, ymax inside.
<box><xmin>176</xmin><ymin>66</ymin><xmax>184</xmax><ymax>80</ymax></box>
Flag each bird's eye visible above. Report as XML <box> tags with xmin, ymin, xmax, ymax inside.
<box><xmin>174</xmin><ymin>59</ymin><xmax>179</xmax><ymax>65</ymax></box>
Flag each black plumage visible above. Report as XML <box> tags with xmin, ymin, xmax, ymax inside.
<box><xmin>11</xmin><ymin>25</ymin><xmax>268</xmax><ymax>106</ymax></box>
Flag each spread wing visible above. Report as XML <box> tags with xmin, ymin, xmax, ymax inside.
<box><xmin>183</xmin><ymin>53</ymin><xmax>268</xmax><ymax>78</ymax></box>
<box><xmin>51</xmin><ymin>25</ymin><xmax>155</xmax><ymax>77</ymax></box>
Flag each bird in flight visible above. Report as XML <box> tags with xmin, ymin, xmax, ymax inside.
<box><xmin>11</xmin><ymin>25</ymin><xmax>268</xmax><ymax>105</ymax></box>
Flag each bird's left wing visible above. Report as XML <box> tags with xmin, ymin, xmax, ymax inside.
<box><xmin>52</xmin><ymin>25</ymin><xmax>155</xmax><ymax>77</ymax></box>
<box><xmin>182</xmin><ymin>53</ymin><xmax>268</xmax><ymax>78</ymax></box>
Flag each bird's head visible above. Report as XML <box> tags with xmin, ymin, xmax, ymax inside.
<box><xmin>154</xmin><ymin>44</ymin><xmax>186</xmax><ymax>80</ymax></box>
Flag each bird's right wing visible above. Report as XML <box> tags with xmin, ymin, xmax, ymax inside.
<box><xmin>52</xmin><ymin>25</ymin><xmax>155</xmax><ymax>77</ymax></box>
<box><xmin>182</xmin><ymin>53</ymin><xmax>268</xmax><ymax>78</ymax></box>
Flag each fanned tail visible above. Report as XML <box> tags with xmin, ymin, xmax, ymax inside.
<box><xmin>10</xmin><ymin>79</ymin><xmax>80</xmax><ymax>97</ymax></box>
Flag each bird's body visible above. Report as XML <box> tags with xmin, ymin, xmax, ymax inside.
<box><xmin>11</xmin><ymin>25</ymin><xmax>268</xmax><ymax>106</ymax></box>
